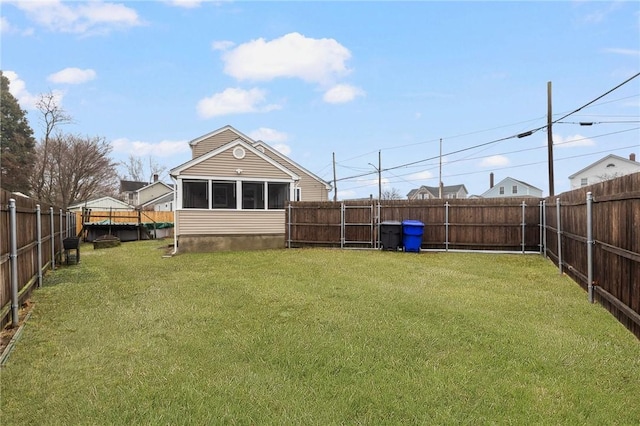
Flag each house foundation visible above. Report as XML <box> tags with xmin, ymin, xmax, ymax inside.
<box><xmin>178</xmin><ymin>234</ymin><xmax>285</xmax><ymax>253</ymax></box>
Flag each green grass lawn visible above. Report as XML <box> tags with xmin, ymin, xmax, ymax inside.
<box><xmin>1</xmin><ymin>240</ymin><xmax>639</xmax><ymax>424</ymax></box>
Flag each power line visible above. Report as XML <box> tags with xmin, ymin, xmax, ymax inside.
<box><xmin>338</xmin><ymin>127</ymin><xmax>639</xmax><ymax>186</ymax></box>
<box><xmin>334</xmin><ymin>73</ymin><xmax>640</xmax><ymax>184</ymax></box>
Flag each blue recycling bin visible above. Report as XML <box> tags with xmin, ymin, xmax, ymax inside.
<box><xmin>402</xmin><ymin>220</ymin><xmax>424</xmax><ymax>252</ymax></box>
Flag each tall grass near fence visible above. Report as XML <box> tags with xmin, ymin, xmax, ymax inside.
<box><xmin>0</xmin><ymin>189</ymin><xmax>75</xmax><ymax>329</ymax></box>
<box><xmin>545</xmin><ymin>172</ymin><xmax>640</xmax><ymax>338</ymax></box>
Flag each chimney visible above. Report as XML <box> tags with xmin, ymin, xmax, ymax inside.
<box><xmin>490</xmin><ymin>172</ymin><xmax>494</xmax><ymax>188</ymax></box>
<box><xmin>630</xmin><ymin>153</ymin><xmax>636</xmax><ymax>162</ymax></box>
<box><xmin>153</xmin><ymin>174</ymin><xmax>159</xmax><ymax>182</ymax></box>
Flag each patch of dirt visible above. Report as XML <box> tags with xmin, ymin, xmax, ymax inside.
<box><xmin>0</xmin><ymin>300</ymin><xmax>34</xmax><ymax>356</ymax></box>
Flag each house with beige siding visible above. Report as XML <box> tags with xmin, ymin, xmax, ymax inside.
<box><xmin>170</xmin><ymin>125</ymin><xmax>331</xmax><ymax>252</ymax></box>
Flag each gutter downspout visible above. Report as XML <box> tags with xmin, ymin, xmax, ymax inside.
<box><xmin>170</xmin><ymin>174</ymin><xmax>178</xmax><ymax>255</ymax></box>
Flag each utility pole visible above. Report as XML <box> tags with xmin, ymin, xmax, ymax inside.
<box><xmin>547</xmin><ymin>81</ymin><xmax>555</xmax><ymax>197</ymax></box>
<box><xmin>378</xmin><ymin>150</ymin><xmax>382</xmax><ymax>201</ymax></box>
<box><xmin>332</xmin><ymin>152</ymin><xmax>337</xmax><ymax>202</ymax></box>
<box><xmin>439</xmin><ymin>138</ymin><xmax>443</xmax><ymax>199</ymax></box>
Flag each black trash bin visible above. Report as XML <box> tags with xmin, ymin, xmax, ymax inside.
<box><xmin>63</xmin><ymin>237</ymin><xmax>80</xmax><ymax>265</ymax></box>
<box><xmin>380</xmin><ymin>221</ymin><xmax>402</xmax><ymax>251</ymax></box>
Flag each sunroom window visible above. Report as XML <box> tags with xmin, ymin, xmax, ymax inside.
<box><xmin>212</xmin><ymin>181</ymin><xmax>236</xmax><ymax>209</ymax></box>
<box><xmin>268</xmin><ymin>183</ymin><xmax>289</xmax><ymax>209</ymax></box>
<box><xmin>242</xmin><ymin>182</ymin><xmax>265</xmax><ymax>209</ymax></box>
<box><xmin>183</xmin><ymin>180</ymin><xmax>208</xmax><ymax>208</ymax></box>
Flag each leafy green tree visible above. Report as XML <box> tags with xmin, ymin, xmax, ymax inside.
<box><xmin>0</xmin><ymin>71</ymin><xmax>36</xmax><ymax>193</ymax></box>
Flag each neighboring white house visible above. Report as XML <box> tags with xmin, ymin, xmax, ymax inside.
<box><xmin>141</xmin><ymin>192</ymin><xmax>174</xmax><ymax>211</ymax></box>
<box><xmin>67</xmin><ymin>196</ymin><xmax>134</xmax><ymax>212</ymax></box>
<box><xmin>407</xmin><ymin>184</ymin><xmax>468</xmax><ymax>200</ymax></box>
<box><xmin>136</xmin><ymin>180</ymin><xmax>173</xmax><ymax>207</ymax></box>
<box><xmin>480</xmin><ymin>177</ymin><xmax>542</xmax><ymax>198</ymax></box>
<box><xmin>568</xmin><ymin>153</ymin><xmax>639</xmax><ymax>189</ymax></box>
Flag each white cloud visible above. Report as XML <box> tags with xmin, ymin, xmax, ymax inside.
<box><xmin>222</xmin><ymin>32</ymin><xmax>352</xmax><ymax>85</ymax></box>
<box><xmin>165</xmin><ymin>0</ymin><xmax>202</xmax><ymax>8</ymax></box>
<box><xmin>479</xmin><ymin>155</ymin><xmax>510</xmax><ymax>167</ymax></box>
<box><xmin>111</xmin><ymin>138</ymin><xmax>189</xmax><ymax>157</ymax></box>
<box><xmin>248</xmin><ymin>127</ymin><xmax>292</xmax><ymax>155</ymax></box>
<box><xmin>553</xmin><ymin>134</ymin><xmax>596</xmax><ymax>148</ymax></box>
<box><xmin>196</xmin><ymin>87</ymin><xmax>281</xmax><ymax>118</ymax></box>
<box><xmin>602</xmin><ymin>48</ymin><xmax>640</xmax><ymax>56</ymax></box>
<box><xmin>13</xmin><ymin>0</ymin><xmax>142</xmax><ymax>34</ymax></box>
<box><xmin>1</xmin><ymin>16</ymin><xmax>14</xmax><ymax>33</ymax></box>
<box><xmin>48</xmin><ymin>67</ymin><xmax>96</xmax><ymax>84</ymax></box>
<box><xmin>3</xmin><ymin>70</ymin><xmax>62</xmax><ymax>110</ymax></box>
<box><xmin>337</xmin><ymin>189</ymin><xmax>357</xmax><ymax>200</ymax></box>
<box><xmin>272</xmin><ymin>144</ymin><xmax>292</xmax><ymax>156</ymax></box>
<box><xmin>323</xmin><ymin>84</ymin><xmax>365</xmax><ymax>104</ymax></box>
<box><xmin>212</xmin><ymin>40</ymin><xmax>235</xmax><ymax>51</ymax></box>
<box><xmin>408</xmin><ymin>171</ymin><xmax>434</xmax><ymax>181</ymax></box>
<box><xmin>248</xmin><ymin>127</ymin><xmax>289</xmax><ymax>143</ymax></box>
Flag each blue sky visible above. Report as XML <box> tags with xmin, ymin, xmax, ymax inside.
<box><xmin>2</xmin><ymin>0</ymin><xmax>639</xmax><ymax>199</ymax></box>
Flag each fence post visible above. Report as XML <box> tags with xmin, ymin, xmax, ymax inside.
<box><xmin>9</xmin><ymin>199</ymin><xmax>19</xmax><ymax>327</ymax></box>
<box><xmin>287</xmin><ymin>203</ymin><xmax>291</xmax><ymax>249</ymax></box>
<box><xmin>587</xmin><ymin>191</ymin><xmax>594</xmax><ymax>303</ymax></box>
<box><xmin>376</xmin><ymin>202</ymin><xmax>381</xmax><ymax>249</ymax></box>
<box><xmin>340</xmin><ymin>202</ymin><xmax>345</xmax><ymax>249</ymax></box>
<box><xmin>556</xmin><ymin>198</ymin><xmax>562</xmax><ymax>274</ymax></box>
<box><xmin>538</xmin><ymin>200</ymin><xmax>543</xmax><ymax>255</ymax></box>
<box><xmin>521</xmin><ymin>201</ymin><xmax>526</xmax><ymax>254</ymax></box>
<box><xmin>542</xmin><ymin>200</ymin><xmax>547</xmax><ymax>258</ymax></box>
<box><xmin>36</xmin><ymin>205</ymin><xmax>43</xmax><ymax>288</ymax></box>
<box><xmin>59</xmin><ymin>209</ymin><xmax>64</xmax><ymax>258</ymax></box>
<box><xmin>50</xmin><ymin>207</ymin><xmax>55</xmax><ymax>270</ymax></box>
<box><xmin>445</xmin><ymin>201</ymin><xmax>450</xmax><ymax>252</ymax></box>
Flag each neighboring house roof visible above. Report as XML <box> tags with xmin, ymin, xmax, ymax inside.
<box><xmin>407</xmin><ymin>184</ymin><xmax>468</xmax><ymax>199</ymax></box>
<box><xmin>120</xmin><ymin>180</ymin><xmax>148</xmax><ymax>192</ymax></box>
<box><xmin>140</xmin><ymin>192</ymin><xmax>174</xmax><ymax>209</ymax></box>
<box><xmin>170</xmin><ymin>138</ymin><xmax>301</xmax><ymax>180</ymax></box>
<box><xmin>135</xmin><ymin>180</ymin><xmax>173</xmax><ymax>194</ymax></box>
<box><xmin>480</xmin><ymin>177</ymin><xmax>542</xmax><ymax>198</ymax></box>
<box><xmin>68</xmin><ymin>196</ymin><xmax>134</xmax><ymax>211</ymax></box>
<box><xmin>568</xmin><ymin>154</ymin><xmax>640</xmax><ymax>179</ymax></box>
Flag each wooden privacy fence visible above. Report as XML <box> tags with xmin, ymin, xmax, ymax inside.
<box><xmin>286</xmin><ymin>197</ymin><xmax>543</xmax><ymax>252</ymax></box>
<box><xmin>544</xmin><ymin>172</ymin><xmax>640</xmax><ymax>339</ymax></box>
<box><xmin>1</xmin><ymin>189</ymin><xmax>76</xmax><ymax>329</ymax></box>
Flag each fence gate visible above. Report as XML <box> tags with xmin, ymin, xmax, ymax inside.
<box><xmin>341</xmin><ymin>203</ymin><xmax>375</xmax><ymax>248</ymax></box>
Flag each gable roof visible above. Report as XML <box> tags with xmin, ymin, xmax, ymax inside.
<box><xmin>568</xmin><ymin>154</ymin><xmax>640</xmax><ymax>179</ymax></box>
<box><xmin>253</xmin><ymin>141</ymin><xmax>332</xmax><ymax>190</ymax></box>
<box><xmin>170</xmin><ymin>138</ymin><xmax>300</xmax><ymax>180</ymax></box>
<box><xmin>188</xmin><ymin>125</ymin><xmax>254</xmax><ymax>149</ymax></box>
<box><xmin>120</xmin><ymin>180</ymin><xmax>148</xmax><ymax>193</ymax></box>
<box><xmin>407</xmin><ymin>184</ymin><xmax>468</xmax><ymax>199</ymax></box>
<box><xmin>140</xmin><ymin>192</ymin><xmax>174</xmax><ymax>208</ymax></box>
<box><xmin>68</xmin><ymin>196</ymin><xmax>134</xmax><ymax>210</ymax></box>
<box><xmin>135</xmin><ymin>180</ymin><xmax>173</xmax><ymax>194</ymax></box>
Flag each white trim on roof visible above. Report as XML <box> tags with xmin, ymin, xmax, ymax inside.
<box><xmin>171</xmin><ymin>138</ymin><xmax>300</xmax><ymax>181</ymax></box>
<box><xmin>67</xmin><ymin>196</ymin><xmax>134</xmax><ymax>210</ymax></box>
<box><xmin>135</xmin><ymin>180</ymin><xmax>173</xmax><ymax>194</ymax></box>
<box><xmin>568</xmin><ymin>154</ymin><xmax>640</xmax><ymax>179</ymax></box>
<box><xmin>187</xmin><ymin>125</ymin><xmax>254</xmax><ymax>148</ymax></box>
<box><xmin>253</xmin><ymin>141</ymin><xmax>332</xmax><ymax>190</ymax></box>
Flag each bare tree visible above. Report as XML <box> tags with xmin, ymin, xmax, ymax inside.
<box><xmin>381</xmin><ymin>187</ymin><xmax>403</xmax><ymax>200</ymax></box>
<box><xmin>33</xmin><ymin>133</ymin><xmax>118</xmax><ymax>207</ymax></box>
<box><xmin>120</xmin><ymin>154</ymin><xmax>167</xmax><ymax>182</ymax></box>
<box><xmin>32</xmin><ymin>92</ymin><xmax>72</xmax><ymax>201</ymax></box>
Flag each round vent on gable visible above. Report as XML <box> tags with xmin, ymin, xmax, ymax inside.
<box><xmin>257</xmin><ymin>146</ymin><xmax>265</xmax><ymax>153</ymax></box>
<box><xmin>233</xmin><ymin>146</ymin><xmax>246</xmax><ymax>159</ymax></box>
